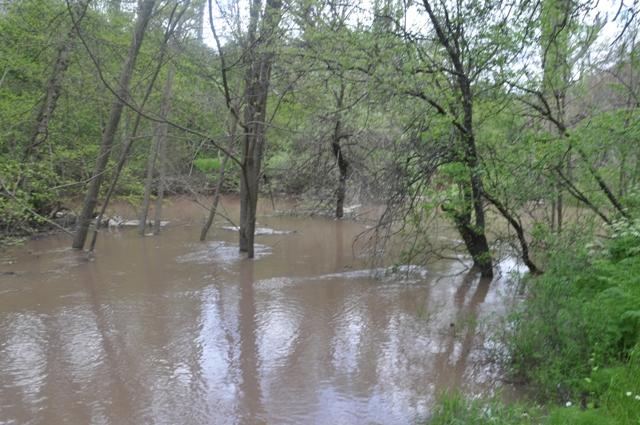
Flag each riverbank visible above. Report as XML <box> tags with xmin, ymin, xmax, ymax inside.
<box><xmin>425</xmin><ymin>219</ymin><xmax>640</xmax><ymax>424</ymax></box>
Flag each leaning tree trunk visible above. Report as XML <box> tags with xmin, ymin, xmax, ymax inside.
<box><xmin>200</xmin><ymin>124</ymin><xmax>236</xmax><ymax>241</ymax></box>
<box><xmin>24</xmin><ymin>0</ymin><xmax>90</xmax><ymax>159</ymax></box>
<box><xmin>88</xmin><ymin>2</ymin><xmax>188</xmax><ymax>250</ymax></box>
<box><xmin>199</xmin><ymin>153</ymin><xmax>230</xmax><ymax>241</ymax></box>
<box><xmin>423</xmin><ymin>0</ymin><xmax>493</xmax><ymax>277</ymax></box>
<box><xmin>201</xmin><ymin>80</ymin><xmax>240</xmax><ymax>241</ymax></box>
<box><xmin>72</xmin><ymin>0</ymin><xmax>156</xmax><ymax>250</ymax></box>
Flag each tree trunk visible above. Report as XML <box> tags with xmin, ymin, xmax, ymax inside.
<box><xmin>200</xmin><ymin>101</ymin><xmax>237</xmax><ymax>241</ymax></box>
<box><xmin>153</xmin><ymin>120</ymin><xmax>167</xmax><ymax>236</ymax></box>
<box><xmin>199</xmin><ymin>153</ymin><xmax>229</xmax><ymax>241</ymax></box>
<box><xmin>422</xmin><ymin>0</ymin><xmax>493</xmax><ymax>277</ymax></box>
<box><xmin>72</xmin><ymin>0</ymin><xmax>155</xmax><ymax>250</ymax></box>
<box><xmin>238</xmin><ymin>0</ymin><xmax>281</xmax><ymax>258</ymax></box>
<box><xmin>483</xmin><ymin>191</ymin><xmax>540</xmax><ymax>274</ymax></box>
<box><xmin>331</xmin><ymin>82</ymin><xmax>349</xmax><ymax>219</ymax></box>
<box><xmin>138</xmin><ymin>63</ymin><xmax>174</xmax><ymax>235</ymax></box>
<box><xmin>88</xmin><ymin>4</ymin><xmax>186</xmax><ymax>250</ymax></box>
<box><xmin>138</xmin><ymin>136</ymin><xmax>160</xmax><ymax>235</ymax></box>
<box><xmin>24</xmin><ymin>0</ymin><xmax>90</xmax><ymax>159</ymax></box>
<box><xmin>332</xmin><ymin>123</ymin><xmax>349</xmax><ymax>219</ymax></box>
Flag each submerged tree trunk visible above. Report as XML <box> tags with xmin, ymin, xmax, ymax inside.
<box><xmin>331</xmin><ymin>81</ymin><xmax>349</xmax><ymax>219</ymax></box>
<box><xmin>138</xmin><ymin>137</ymin><xmax>160</xmax><ymax>234</ymax></box>
<box><xmin>138</xmin><ymin>64</ymin><xmax>174</xmax><ymax>235</ymax></box>
<box><xmin>332</xmin><ymin>120</ymin><xmax>349</xmax><ymax>219</ymax></box>
<box><xmin>237</xmin><ymin>0</ymin><xmax>282</xmax><ymax>258</ymax></box>
<box><xmin>422</xmin><ymin>0</ymin><xmax>493</xmax><ymax>277</ymax></box>
<box><xmin>72</xmin><ymin>0</ymin><xmax>156</xmax><ymax>250</ymax></box>
<box><xmin>199</xmin><ymin>153</ymin><xmax>229</xmax><ymax>241</ymax></box>
<box><xmin>482</xmin><ymin>191</ymin><xmax>540</xmax><ymax>274</ymax></box>
<box><xmin>200</xmin><ymin>104</ymin><xmax>238</xmax><ymax>241</ymax></box>
<box><xmin>153</xmin><ymin>121</ymin><xmax>167</xmax><ymax>236</ymax></box>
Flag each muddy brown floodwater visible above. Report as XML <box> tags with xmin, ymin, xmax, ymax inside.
<box><xmin>0</xmin><ymin>197</ymin><xmax>524</xmax><ymax>425</ymax></box>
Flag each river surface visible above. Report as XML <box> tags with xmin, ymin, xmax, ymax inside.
<box><xmin>0</xmin><ymin>198</ymin><xmax>523</xmax><ymax>424</ymax></box>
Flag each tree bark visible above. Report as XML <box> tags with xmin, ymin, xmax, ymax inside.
<box><xmin>24</xmin><ymin>0</ymin><xmax>90</xmax><ymax>159</ymax></box>
<box><xmin>153</xmin><ymin>116</ymin><xmax>167</xmax><ymax>236</ymax></box>
<box><xmin>238</xmin><ymin>0</ymin><xmax>282</xmax><ymax>258</ymax></box>
<box><xmin>332</xmin><ymin>120</ymin><xmax>349</xmax><ymax>219</ymax></box>
<box><xmin>138</xmin><ymin>64</ymin><xmax>173</xmax><ymax>235</ymax></box>
<box><xmin>199</xmin><ymin>153</ymin><xmax>229</xmax><ymax>241</ymax></box>
<box><xmin>72</xmin><ymin>0</ymin><xmax>156</xmax><ymax>250</ymax></box>
<box><xmin>88</xmin><ymin>2</ymin><xmax>187</xmax><ymax>250</ymax></box>
<box><xmin>331</xmin><ymin>81</ymin><xmax>349</xmax><ymax>219</ymax></box>
<box><xmin>482</xmin><ymin>191</ymin><xmax>541</xmax><ymax>275</ymax></box>
<box><xmin>422</xmin><ymin>0</ymin><xmax>493</xmax><ymax>277</ymax></box>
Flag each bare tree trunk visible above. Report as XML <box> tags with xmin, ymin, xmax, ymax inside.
<box><xmin>88</xmin><ymin>2</ymin><xmax>188</xmax><ymax>250</ymax></box>
<box><xmin>200</xmin><ymin>91</ymin><xmax>238</xmax><ymax>241</ymax></box>
<box><xmin>557</xmin><ymin>191</ymin><xmax>563</xmax><ymax>231</ymax></box>
<box><xmin>139</xmin><ymin>63</ymin><xmax>175</xmax><ymax>235</ymax></box>
<box><xmin>331</xmin><ymin>82</ymin><xmax>349</xmax><ymax>219</ymax></box>
<box><xmin>238</xmin><ymin>0</ymin><xmax>281</xmax><ymax>258</ymax></box>
<box><xmin>199</xmin><ymin>153</ymin><xmax>229</xmax><ymax>241</ymax></box>
<box><xmin>197</xmin><ymin>0</ymin><xmax>205</xmax><ymax>42</ymax></box>
<box><xmin>332</xmin><ymin>122</ymin><xmax>349</xmax><ymax>219</ymax></box>
<box><xmin>483</xmin><ymin>191</ymin><xmax>540</xmax><ymax>274</ymax></box>
<box><xmin>24</xmin><ymin>0</ymin><xmax>90</xmax><ymax>159</ymax></box>
<box><xmin>72</xmin><ymin>0</ymin><xmax>156</xmax><ymax>250</ymax></box>
<box><xmin>153</xmin><ymin>121</ymin><xmax>167</xmax><ymax>235</ymax></box>
<box><xmin>138</xmin><ymin>135</ymin><xmax>160</xmax><ymax>234</ymax></box>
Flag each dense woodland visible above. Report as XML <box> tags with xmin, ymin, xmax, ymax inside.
<box><xmin>0</xmin><ymin>0</ymin><xmax>638</xmax><ymax>263</ymax></box>
<box><xmin>1</xmin><ymin>0</ymin><xmax>640</xmax><ymax>420</ymax></box>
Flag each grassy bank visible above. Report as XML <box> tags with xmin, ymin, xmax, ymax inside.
<box><xmin>426</xmin><ymin>218</ymin><xmax>640</xmax><ymax>424</ymax></box>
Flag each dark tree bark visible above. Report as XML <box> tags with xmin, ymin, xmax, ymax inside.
<box><xmin>331</xmin><ymin>81</ymin><xmax>349</xmax><ymax>219</ymax></box>
<box><xmin>332</xmin><ymin>119</ymin><xmax>349</xmax><ymax>219</ymax></box>
<box><xmin>72</xmin><ymin>0</ymin><xmax>156</xmax><ymax>250</ymax></box>
<box><xmin>422</xmin><ymin>0</ymin><xmax>493</xmax><ymax>277</ymax></box>
<box><xmin>482</xmin><ymin>191</ymin><xmax>541</xmax><ymax>275</ymax></box>
<box><xmin>238</xmin><ymin>0</ymin><xmax>282</xmax><ymax>258</ymax></box>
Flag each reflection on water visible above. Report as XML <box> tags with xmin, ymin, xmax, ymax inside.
<box><xmin>0</xmin><ymin>198</ymin><xmax>523</xmax><ymax>424</ymax></box>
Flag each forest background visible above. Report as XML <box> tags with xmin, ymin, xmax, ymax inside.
<box><xmin>1</xmin><ymin>0</ymin><xmax>639</xmax><ymax>421</ymax></box>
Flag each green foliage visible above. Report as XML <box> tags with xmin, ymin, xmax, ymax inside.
<box><xmin>0</xmin><ymin>158</ymin><xmax>61</xmax><ymax>240</ymax></box>
<box><xmin>503</xmin><ymin>218</ymin><xmax>640</xmax><ymax>405</ymax></box>
<box><xmin>426</xmin><ymin>349</ymin><xmax>640</xmax><ymax>424</ymax></box>
<box><xmin>193</xmin><ymin>157</ymin><xmax>222</xmax><ymax>173</ymax></box>
<box><xmin>426</xmin><ymin>390</ymin><xmax>540</xmax><ymax>424</ymax></box>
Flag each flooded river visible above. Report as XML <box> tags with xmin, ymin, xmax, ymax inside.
<box><xmin>0</xmin><ymin>198</ymin><xmax>523</xmax><ymax>424</ymax></box>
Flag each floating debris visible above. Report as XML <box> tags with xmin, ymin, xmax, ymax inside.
<box><xmin>221</xmin><ymin>226</ymin><xmax>296</xmax><ymax>235</ymax></box>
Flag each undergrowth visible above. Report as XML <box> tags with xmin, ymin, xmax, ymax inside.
<box><xmin>425</xmin><ymin>216</ymin><xmax>640</xmax><ymax>424</ymax></box>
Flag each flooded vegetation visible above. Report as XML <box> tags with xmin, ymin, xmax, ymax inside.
<box><xmin>0</xmin><ymin>198</ymin><xmax>523</xmax><ymax>424</ymax></box>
